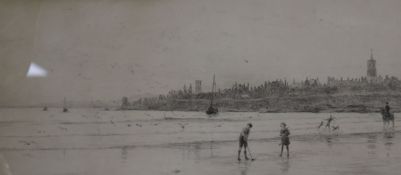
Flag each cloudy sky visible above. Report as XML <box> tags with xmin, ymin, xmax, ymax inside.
<box><xmin>1</xmin><ymin>0</ymin><xmax>401</xmax><ymax>106</ymax></box>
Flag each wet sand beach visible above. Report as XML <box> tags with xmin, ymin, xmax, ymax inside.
<box><xmin>0</xmin><ymin>108</ymin><xmax>400</xmax><ymax>175</ymax></box>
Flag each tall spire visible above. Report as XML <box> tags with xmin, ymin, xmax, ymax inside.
<box><xmin>367</xmin><ymin>48</ymin><xmax>377</xmax><ymax>78</ymax></box>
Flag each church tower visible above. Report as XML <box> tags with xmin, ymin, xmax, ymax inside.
<box><xmin>367</xmin><ymin>49</ymin><xmax>377</xmax><ymax>79</ymax></box>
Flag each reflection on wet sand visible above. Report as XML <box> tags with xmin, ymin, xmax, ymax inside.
<box><xmin>0</xmin><ymin>154</ymin><xmax>12</xmax><ymax>175</ymax></box>
<box><xmin>209</xmin><ymin>141</ymin><xmax>214</xmax><ymax>158</ymax></box>
<box><xmin>121</xmin><ymin>146</ymin><xmax>128</xmax><ymax>161</ymax></box>
<box><xmin>324</xmin><ymin>135</ymin><xmax>337</xmax><ymax>149</ymax></box>
<box><xmin>383</xmin><ymin>131</ymin><xmax>395</xmax><ymax>155</ymax></box>
<box><xmin>367</xmin><ymin>134</ymin><xmax>377</xmax><ymax>156</ymax></box>
<box><xmin>238</xmin><ymin>161</ymin><xmax>250</xmax><ymax>175</ymax></box>
<box><xmin>279</xmin><ymin>159</ymin><xmax>290</xmax><ymax>173</ymax></box>
<box><xmin>0</xmin><ymin>109</ymin><xmax>400</xmax><ymax>175</ymax></box>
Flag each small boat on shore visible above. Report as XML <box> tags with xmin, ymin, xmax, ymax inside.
<box><xmin>206</xmin><ymin>74</ymin><xmax>218</xmax><ymax>115</ymax></box>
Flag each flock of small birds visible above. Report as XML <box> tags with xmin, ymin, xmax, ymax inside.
<box><xmin>19</xmin><ymin>140</ymin><xmax>36</xmax><ymax>146</ymax></box>
<box><xmin>26</xmin><ymin>109</ymin><xmax>228</xmax><ymax>148</ymax></box>
<box><xmin>58</xmin><ymin>126</ymin><xmax>68</xmax><ymax>131</ymax></box>
<box><xmin>177</xmin><ymin>123</ymin><xmax>186</xmax><ymax>130</ymax></box>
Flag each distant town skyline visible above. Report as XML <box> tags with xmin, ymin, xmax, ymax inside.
<box><xmin>1</xmin><ymin>0</ymin><xmax>401</xmax><ymax>106</ymax></box>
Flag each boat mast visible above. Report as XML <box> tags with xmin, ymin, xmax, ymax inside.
<box><xmin>210</xmin><ymin>74</ymin><xmax>215</xmax><ymax>106</ymax></box>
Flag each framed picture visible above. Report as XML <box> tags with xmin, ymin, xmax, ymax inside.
<box><xmin>1</xmin><ymin>0</ymin><xmax>400</xmax><ymax>174</ymax></box>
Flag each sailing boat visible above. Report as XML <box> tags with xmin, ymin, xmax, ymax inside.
<box><xmin>62</xmin><ymin>97</ymin><xmax>69</xmax><ymax>112</ymax></box>
<box><xmin>206</xmin><ymin>74</ymin><xmax>219</xmax><ymax>115</ymax></box>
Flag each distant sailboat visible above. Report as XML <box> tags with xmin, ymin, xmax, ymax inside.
<box><xmin>206</xmin><ymin>74</ymin><xmax>218</xmax><ymax>115</ymax></box>
<box><xmin>63</xmin><ymin>97</ymin><xmax>69</xmax><ymax>112</ymax></box>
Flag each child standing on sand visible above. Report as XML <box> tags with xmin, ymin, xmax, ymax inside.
<box><xmin>280</xmin><ymin>122</ymin><xmax>290</xmax><ymax>157</ymax></box>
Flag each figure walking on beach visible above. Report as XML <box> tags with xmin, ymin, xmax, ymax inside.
<box><xmin>280</xmin><ymin>122</ymin><xmax>290</xmax><ymax>157</ymax></box>
<box><xmin>238</xmin><ymin>123</ymin><xmax>252</xmax><ymax>161</ymax></box>
<box><xmin>325</xmin><ymin>115</ymin><xmax>335</xmax><ymax>128</ymax></box>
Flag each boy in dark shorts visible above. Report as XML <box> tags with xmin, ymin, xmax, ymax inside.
<box><xmin>238</xmin><ymin>123</ymin><xmax>252</xmax><ymax>161</ymax></box>
<box><xmin>280</xmin><ymin>122</ymin><xmax>290</xmax><ymax>157</ymax></box>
